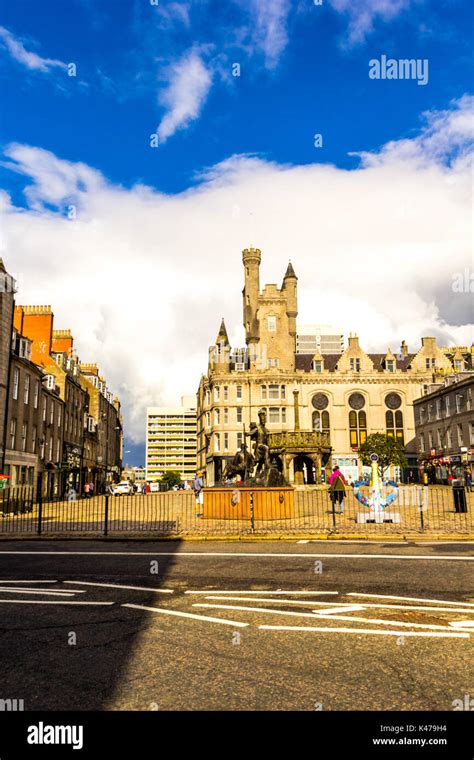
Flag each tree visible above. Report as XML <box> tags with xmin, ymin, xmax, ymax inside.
<box><xmin>358</xmin><ymin>433</ymin><xmax>407</xmax><ymax>479</ymax></box>
<box><xmin>160</xmin><ymin>470</ymin><xmax>181</xmax><ymax>488</ymax></box>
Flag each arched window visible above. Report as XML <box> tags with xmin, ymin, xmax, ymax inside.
<box><xmin>349</xmin><ymin>410</ymin><xmax>367</xmax><ymax>448</ymax></box>
<box><xmin>385</xmin><ymin>396</ymin><xmax>404</xmax><ymax>443</ymax></box>
<box><xmin>313</xmin><ymin>410</ymin><xmax>330</xmax><ymax>434</ymax></box>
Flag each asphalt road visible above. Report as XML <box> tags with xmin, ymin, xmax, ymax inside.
<box><xmin>0</xmin><ymin>540</ymin><xmax>473</xmax><ymax>711</ymax></box>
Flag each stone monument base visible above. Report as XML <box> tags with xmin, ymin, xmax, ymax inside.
<box><xmin>202</xmin><ymin>487</ymin><xmax>294</xmax><ymax>520</ymax></box>
<box><xmin>357</xmin><ymin>511</ymin><xmax>401</xmax><ymax>524</ymax></box>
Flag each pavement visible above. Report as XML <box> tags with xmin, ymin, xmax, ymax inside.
<box><xmin>0</xmin><ymin>539</ymin><xmax>473</xmax><ymax>711</ymax></box>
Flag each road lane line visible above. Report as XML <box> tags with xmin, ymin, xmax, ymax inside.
<box><xmin>0</xmin><ymin>580</ymin><xmax>59</xmax><ymax>584</ymax></box>
<box><xmin>313</xmin><ymin>613</ymin><xmax>467</xmax><ymax>630</ymax></box>
<box><xmin>193</xmin><ymin>603</ymin><xmax>340</xmax><ymax>619</ymax></box>
<box><xmin>201</xmin><ymin>596</ymin><xmax>347</xmax><ymax>606</ymax></box>
<box><xmin>185</xmin><ymin>590</ymin><xmax>339</xmax><ymax>596</ymax></box>
<box><xmin>0</xmin><ymin>588</ymin><xmax>77</xmax><ymax>596</ymax></box>
<box><xmin>347</xmin><ymin>593</ymin><xmax>474</xmax><ymax>607</ymax></box>
<box><xmin>449</xmin><ymin>621</ymin><xmax>474</xmax><ymax>628</ymax></box>
<box><xmin>0</xmin><ymin>551</ymin><xmax>472</xmax><ymax>561</ymax></box>
<box><xmin>122</xmin><ymin>603</ymin><xmax>248</xmax><ymax>627</ymax></box>
<box><xmin>310</xmin><ymin>601</ymin><xmax>474</xmax><ymax>614</ymax></box>
<box><xmin>63</xmin><ymin>581</ymin><xmax>174</xmax><ymax>594</ymax></box>
<box><xmin>313</xmin><ymin>605</ymin><xmax>365</xmax><ymax>615</ymax></box>
<box><xmin>0</xmin><ymin>600</ymin><xmax>114</xmax><ymax>606</ymax></box>
<box><xmin>259</xmin><ymin>625</ymin><xmax>470</xmax><ymax>638</ymax></box>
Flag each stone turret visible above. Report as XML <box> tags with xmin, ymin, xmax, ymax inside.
<box><xmin>281</xmin><ymin>261</ymin><xmax>298</xmax><ymax>343</ymax></box>
<box><xmin>242</xmin><ymin>247</ymin><xmax>261</xmax><ymax>346</ymax></box>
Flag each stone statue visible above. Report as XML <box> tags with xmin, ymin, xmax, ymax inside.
<box><xmin>220</xmin><ymin>408</ymin><xmax>287</xmax><ymax>487</ymax></box>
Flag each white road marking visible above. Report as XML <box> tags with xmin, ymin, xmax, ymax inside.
<box><xmin>259</xmin><ymin>625</ymin><xmax>470</xmax><ymax>638</ymax></box>
<box><xmin>193</xmin><ymin>603</ymin><xmax>345</xmax><ymax>620</ymax></box>
<box><xmin>63</xmin><ymin>581</ymin><xmax>174</xmax><ymax>594</ymax></box>
<box><xmin>185</xmin><ymin>590</ymin><xmax>339</xmax><ymax>596</ymax></box>
<box><xmin>313</xmin><ymin>605</ymin><xmax>365</xmax><ymax>615</ymax></box>
<box><xmin>0</xmin><ymin>600</ymin><xmax>114</xmax><ymax>606</ymax></box>
<box><xmin>449</xmin><ymin>621</ymin><xmax>474</xmax><ymax>628</ymax></box>
<box><xmin>201</xmin><ymin>596</ymin><xmax>347</xmax><ymax>606</ymax></box>
<box><xmin>313</xmin><ymin>613</ymin><xmax>468</xmax><ymax>631</ymax></box>
<box><xmin>0</xmin><ymin>550</ymin><xmax>472</xmax><ymax>561</ymax></box>
<box><xmin>0</xmin><ymin>588</ymin><xmax>77</xmax><ymax>597</ymax></box>
<box><xmin>347</xmin><ymin>593</ymin><xmax>474</xmax><ymax>608</ymax></box>
<box><xmin>0</xmin><ymin>580</ymin><xmax>58</xmax><ymax>584</ymax></box>
<box><xmin>122</xmin><ymin>603</ymin><xmax>248</xmax><ymax>627</ymax></box>
<box><xmin>310</xmin><ymin>601</ymin><xmax>474</xmax><ymax>614</ymax></box>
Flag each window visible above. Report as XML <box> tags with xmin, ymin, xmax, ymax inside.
<box><xmin>268</xmin><ymin>407</ymin><xmax>280</xmax><ymax>423</ymax></box>
<box><xmin>34</xmin><ymin>380</ymin><xmax>39</xmax><ymax>409</ymax></box>
<box><xmin>350</xmin><ymin>358</ymin><xmax>361</xmax><ymax>372</ymax></box>
<box><xmin>9</xmin><ymin>418</ymin><xmax>16</xmax><ymax>449</ymax></box>
<box><xmin>428</xmin><ymin>431</ymin><xmax>433</xmax><ymax>450</ymax></box>
<box><xmin>261</xmin><ymin>385</ymin><xmax>267</xmax><ymax>400</ymax></box>
<box><xmin>419</xmin><ymin>433</ymin><xmax>425</xmax><ymax>452</ymax></box>
<box><xmin>281</xmin><ymin>385</ymin><xmax>286</xmax><ymax>399</ymax></box>
<box><xmin>43</xmin><ymin>400</ymin><xmax>47</xmax><ymax>422</ymax></box>
<box><xmin>58</xmin><ymin>407</ymin><xmax>62</xmax><ymax>428</ymax></box>
<box><xmin>223</xmin><ymin>386</ymin><xmax>228</xmax><ymax>401</ymax></box>
<box><xmin>48</xmin><ymin>437</ymin><xmax>53</xmax><ymax>460</ymax></box>
<box><xmin>50</xmin><ymin>404</ymin><xmax>54</xmax><ymax>425</ymax></box>
<box><xmin>214</xmin><ymin>409</ymin><xmax>220</xmax><ymax>425</ymax></box>
<box><xmin>32</xmin><ymin>425</ymin><xmax>37</xmax><ymax>453</ymax></box>
<box><xmin>281</xmin><ymin>407</ymin><xmax>286</xmax><ymax>423</ymax></box>
<box><xmin>349</xmin><ymin>410</ymin><xmax>366</xmax><ymax>448</ymax></box>
<box><xmin>21</xmin><ymin>423</ymin><xmax>27</xmax><ymax>452</ymax></box>
<box><xmin>425</xmin><ymin>358</ymin><xmax>436</xmax><ymax>369</ymax></box>
<box><xmin>455</xmin><ymin>394</ymin><xmax>463</xmax><ymax>414</ymax></box>
<box><xmin>236</xmin><ymin>407</ymin><xmax>242</xmax><ymax>424</ymax></box>
<box><xmin>457</xmin><ymin>424</ymin><xmax>464</xmax><ymax>447</ymax></box>
<box><xmin>454</xmin><ymin>359</ymin><xmax>464</xmax><ymax>372</ymax></box>
<box><xmin>436</xmin><ymin>399</ymin><xmax>441</xmax><ymax>420</ymax></box>
<box><xmin>386</xmin><ymin>360</ymin><xmax>395</xmax><ymax>372</ymax></box>
<box><xmin>267</xmin><ymin>316</ymin><xmax>277</xmax><ymax>332</ymax></box>
<box><xmin>214</xmin><ymin>387</ymin><xmax>220</xmax><ymax>402</ymax></box>
<box><xmin>40</xmin><ymin>437</ymin><xmax>45</xmax><ymax>459</ymax></box>
<box><xmin>445</xmin><ymin>396</ymin><xmax>450</xmax><ymax>416</ymax></box>
<box><xmin>214</xmin><ymin>433</ymin><xmax>220</xmax><ymax>452</ymax></box>
<box><xmin>24</xmin><ymin>375</ymin><xmax>30</xmax><ymax>404</ymax></box>
<box><xmin>205</xmin><ymin>412</ymin><xmax>210</xmax><ymax>427</ymax></box>
<box><xmin>267</xmin><ymin>358</ymin><xmax>279</xmax><ymax>368</ymax></box>
<box><xmin>224</xmin><ymin>433</ymin><xmax>229</xmax><ymax>452</ymax></box>
<box><xmin>205</xmin><ymin>390</ymin><xmax>210</xmax><ymax>406</ymax></box>
<box><xmin>236</xmin><ymin>385</ymin><xmax>242</xmax><ymax>400</ymax></box>
<box><xmin>419</xmin><ymin>407</ymin><xmax>425</xmax><ymax>424</ymax></box>
<box><xmin>427</xmin><ymin>405</ymin><xmax>432</xmax><ymax>422</ymax></box>
<box><xmin>224</xmin><ymin>408</ymin><xmax>229</xmax><ymax>424</ymax></box>
<box><xmin>386</xmin><ymin>410</ymin><xmax>404</xmax><ymax>444</ymax></box>
<box><xmin>313</xmin><ymin>410</ymin><xmax>330</xmax><ymax>435</ymax></box>
<box><xmin>470</xmin><ymin>422</ymin><xmax>474</xmax><ymax>446</ymax></box>
<box><xmin>313</xmin><ymin>360</ymin><xmax>323</xmax><ymax>372</ymax></box>
<box><xmin>446</xmin><ymin>429</ymin><xmax>452</xmax><ymax>448</ymax></box>
<box><xmin>13</xmin><ymin>368</ymin><xmax>19</xmax><ymax>400</ymax></box>
<box><xmin>56</xmin><ymin>439</ymin><xmax>61</xmax><ymax>461</ymax></box>
<box><xmin>237</xmin><ymin>433</ymin><xmax>243</xmax><ymax>450</ymax></box>
<box><xmin>467</xmin><ymin>388</ymin><xmax>472</xmax><ymax>411</ymax></box>
<box><xmin>268</xmin><ymin>384</ymin><xmax>280</xmax><ymax>400</ymax></box>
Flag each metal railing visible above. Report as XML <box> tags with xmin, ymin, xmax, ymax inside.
<box><xmin>0</xmin><ymin>484</ymin><xmax>472</xmax><ymax>536</ymax></box>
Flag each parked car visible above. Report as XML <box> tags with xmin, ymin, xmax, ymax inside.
<box><xmin>109</xmin><ymin>481</ymin><xmax>135</xmax><ymax>496</ymax></box>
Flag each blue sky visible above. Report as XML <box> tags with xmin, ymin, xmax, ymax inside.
<box><xmin>1</xmin><ymin>0</ymin><xmax>473</xmax><ymax>465</ymax></box>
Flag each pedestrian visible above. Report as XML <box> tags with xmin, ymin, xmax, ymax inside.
<box><xmin>423</xmin><ymin>471</ymin><xmax>429</xmax><ymax>486</ymax></box>
<box><xmin>193</xmin><ymin>471</ymin><xmax>204</xmax><ymax>517</ymax></box>
<box><xmin>328</xmin><ymin>465</ymin><xmax>347</xmax><ymax>514</ymax></box>
<box><xmin>67</xmin><ymin>486</ymin><xmax>77</xmax><ymax>502</ymax></box>
<box><xmin>464</xmin><ymin>469</ymin><xmax>472</xmax><ymax>493</ymax></box>
<box><xmin>89</xmin><ymin>481</ymin><xmax>94</xmax><ymax>497</ymax></box>
<box><xmin>145</xmin><ymin>482</ymin><xmax>150</xmax><ymax>495</ymax></box>
<box><xmin>84</xmin><ymin>482</ymin><xmax>90</xmax><ymax>499</ymax></box>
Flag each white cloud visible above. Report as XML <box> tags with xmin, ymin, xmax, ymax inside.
<box><xmin>329</xmin><ymin>0</ymin><xmax>411</xmax><ymax>45</ymax></box>
<box><xmin>0</xmin><ymin>25</ymin><xmax>67</xmax><ymax>72</ymax></box>
<box><xmin>156</xmin><ymin>49</ymin><xmax>213</xmax><ymax>142</ymax></box>
<box><xmin>240</xmin><ymin>0</ymin><xmax>291</xmax><ymax>69</ymax></box>
<box><xmin>1</xmin><ymin>96</ymin><xmax>472</xmax><ymax>444</ymax></box>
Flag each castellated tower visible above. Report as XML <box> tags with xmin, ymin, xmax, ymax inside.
<box><xmin>242</xmin><ymin>248</ymin><xmax>298</xmax><ymax>371</ymax></box>
<box><xmin>242</xmin><ymin>247</ymin><xmax>261</xmax><ymax>347</ymax></box>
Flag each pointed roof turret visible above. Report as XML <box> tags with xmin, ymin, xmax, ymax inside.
<box><xmin>284</xmin><ymin>261</ymin><xmax>297</xmax><ymax>279</ymax></box>
<box><xmin>216</xmin><ymin>318</ymin><xmax>230</xmax><ymax>346</ymax></box>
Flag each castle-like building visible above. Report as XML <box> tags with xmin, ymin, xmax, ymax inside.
<box><xmin>197</xmin><ymin>248</ymin><xmax>473</xmax><ymax>485</ymax></box>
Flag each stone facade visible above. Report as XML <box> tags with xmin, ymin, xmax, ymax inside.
<box><xmin>197</xmin><ymin>248</ymin><xmax>474</xmax><ymax>485</ymax></box>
